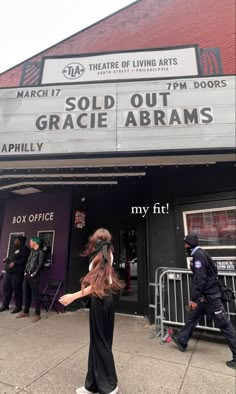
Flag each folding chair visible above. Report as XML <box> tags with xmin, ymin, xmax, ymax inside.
<box><xmin>40</xmin><ymin>280</ymin><xmax>63</xmax><ymax>317</ymax></box>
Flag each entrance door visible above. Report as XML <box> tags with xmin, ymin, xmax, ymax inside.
<box><xmin>110</xmin><ymin>223</ymin><xmax>146</xmax><ymax>315</ymax></box>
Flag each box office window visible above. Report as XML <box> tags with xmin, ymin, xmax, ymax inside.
<box><xmin>7</xmin><ymin>232</ymin><xmax>25</xmax><ymax>257</ymax></box>
<box><xmin>183</xmin><ymin>206</ymin><xmax>236</xmax><ymax>249</ymax></box>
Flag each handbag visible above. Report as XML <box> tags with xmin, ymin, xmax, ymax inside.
<box><xmin>217</xmin><ymin>280</ymin><xmax>235</xmax><ymax>303</ymax></box>
<box><xmin>202</xmin><ymin>250</ymin><xmax>235</xmax><ymax>303</ymax></box>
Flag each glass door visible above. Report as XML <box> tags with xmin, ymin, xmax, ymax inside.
<box><xmin>118</xmin><ymin>227</ymin><xmax>138</xmax><ymax>303</ymax></box>
<box><xmin>112</xmin><ymin>224</ymin><xmax>146</xmax><ymax>315</ymax></box>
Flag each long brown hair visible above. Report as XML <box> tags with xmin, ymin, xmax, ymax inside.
<box><xmin>81</xmin><ymin>228</ymin><xmax>124</xmax><ymax>298</ymax></box>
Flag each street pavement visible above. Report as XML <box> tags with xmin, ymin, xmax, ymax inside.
<box><xmin>0</xmin><ymin>309</ymin><xmax>235</xmax><ymax>394</ymax></box>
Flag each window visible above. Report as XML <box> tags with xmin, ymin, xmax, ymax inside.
<box><xmin>183</xmin><ymin>206</ymin><xmax>236</xmax><ymax>249</ymax></box>
<box><xmin>7</xmin><ymin>232</ymin><xmax>25</xmax><ymax>257</ymax></box>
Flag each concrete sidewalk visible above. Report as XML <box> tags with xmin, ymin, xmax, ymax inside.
<box><xmin>0</xmin><ymin>309</ymin><xmax>235</xmax><ymax>394</ymax></box>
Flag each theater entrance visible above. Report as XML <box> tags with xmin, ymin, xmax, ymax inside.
<box><xmin>67</xmin><ymin>180</ymin><xmax>148</xmax><ymax>316</ymax></box>
<box><xmin>104</xmin><ymin>222</ymin><xmax>147</xmax><ymax>315</ymax></box>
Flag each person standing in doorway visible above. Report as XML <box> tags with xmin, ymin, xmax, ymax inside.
<box><xmin>16</xmin><ymin>236</ymin><xmax>45</xmax><ymax>322</ymax></box>
<box><xmin>0</xmin><ymin>236</ymin><xmax>30</xmax><ymax>313</ymax></box>
<box><xmin>171</xmin><ymin>233</ymin><xmax>236</xmax><ymax>369</ymax></box>
<box><xmin>59</xmin><ymin>228</ymin><xmax>124</xmax><ymax>394</ymax></box>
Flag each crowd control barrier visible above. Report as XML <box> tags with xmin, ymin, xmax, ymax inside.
<box><xmin>149</xmin><ymin>267</ymin><xmax>236</xmax><ymax>343</ymax></box>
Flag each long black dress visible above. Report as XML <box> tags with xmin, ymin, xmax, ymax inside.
<box><xmin>85</xmin><ymin>294</ymin><xmax>118</xmax><ymax>394</ymax></box>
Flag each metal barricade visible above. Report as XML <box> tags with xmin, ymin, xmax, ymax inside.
<box><xmin>149</xmin><ymin>267</ymin><xmax>236</xmax><ymax>343</ymax></box>
<box><xmin>149</xmin><ymin>267</ymin><xmax>169</xmax><ymax>339</ymax></box>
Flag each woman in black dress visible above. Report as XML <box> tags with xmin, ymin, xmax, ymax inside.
<box><xmin>59</xmin><ymin>228</ymin><xmax>123</xmax><ymax>394</ymax></box>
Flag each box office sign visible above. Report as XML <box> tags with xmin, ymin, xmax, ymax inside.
<box><xmin>41</xmin><ymin>46</ymin><xmax>200</xmax><ymax>84</ymax></box>
<box><xmin>0</xmin><ymin>75</ymin><xmax>235</xmax><ymax>156</ymax></box>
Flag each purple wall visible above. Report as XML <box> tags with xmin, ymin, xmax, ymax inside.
<box><xmin>0</xmin><ymin>190</ymin><xmax>72</xmax><ymax>301</ymax></box>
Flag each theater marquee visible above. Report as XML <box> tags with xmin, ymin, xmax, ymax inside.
<box><xmin>0</xmin><ymin>76</ymin><xmax>234</xmax><ymax>156</ymax></box>
<box><xmin>40</xmin><ymin>46</ymin><xmax>200</xmax><ymax>84</ymax></box>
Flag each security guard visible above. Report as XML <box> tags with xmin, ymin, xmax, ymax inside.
<box><xmin>0</xmin><ymin>236</ymin><xmax>30</xmax><ymax>313</ymax></box>
<box><xmin>171</xmin><ymin>233</ymin><xmax>236</xmax><ymax>369</ymax></box>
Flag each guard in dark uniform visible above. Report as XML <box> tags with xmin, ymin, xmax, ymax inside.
<box><xmin>0</xmin><ymin>236</ymin><xmax>30</xmax><ymax>313</ymax></box>
<box><xmin>171</xmin><ymin>233</ymin><xmax>236</xmax><ymax>369</ymax></box>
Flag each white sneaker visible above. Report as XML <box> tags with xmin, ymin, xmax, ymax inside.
<box><xmin>108</xmin><ymin>386</ymin><xmax>119</xmax><ymax>394</ymax></box>
<box><xmin>76</xmin><ymin>386</ymin><xmax>98</xmax><ymax>394</ymax></box>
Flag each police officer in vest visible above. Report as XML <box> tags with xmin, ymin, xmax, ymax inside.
<box><xmin>0</xmin><ymin>236</ymin><xmax>30</xmax><ymax>313</ymax></box>
<box><xmin>171</xmin><ymin>233</ymin><xmax>236</xmax><ymax>369</ymax></box>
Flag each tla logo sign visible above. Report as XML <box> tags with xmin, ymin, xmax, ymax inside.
<box><xmin>62</xmin><ymin>63</ymin><xmax>85</xmax><ymax>80</ymax></box>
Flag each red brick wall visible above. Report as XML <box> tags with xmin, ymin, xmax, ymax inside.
<box><xmin>0</xmin><ymin>0</ymin><xmax>235</xmax><ymax>87</ymax></box>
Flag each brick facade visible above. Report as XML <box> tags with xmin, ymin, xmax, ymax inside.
<box><xmin>0</xmin><ymin>0</ymin><xmax>235</xmax><ymax>87</ymax></box>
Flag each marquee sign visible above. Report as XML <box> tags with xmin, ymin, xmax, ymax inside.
<box><xmin>0</xmin><ymin>76</ymin><xmax>235</xmax><ymax>156</ymax></box>
<box><xmin>40</xmin><ymin>46</ymin><xmax>200</xmax><ymax>84</ymax></box>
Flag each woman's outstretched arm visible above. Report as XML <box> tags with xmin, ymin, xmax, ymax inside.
<box><xmin>59</xmin><ymin>285</ymin><xmax>93</xmax><ymax>306</ymax></box>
